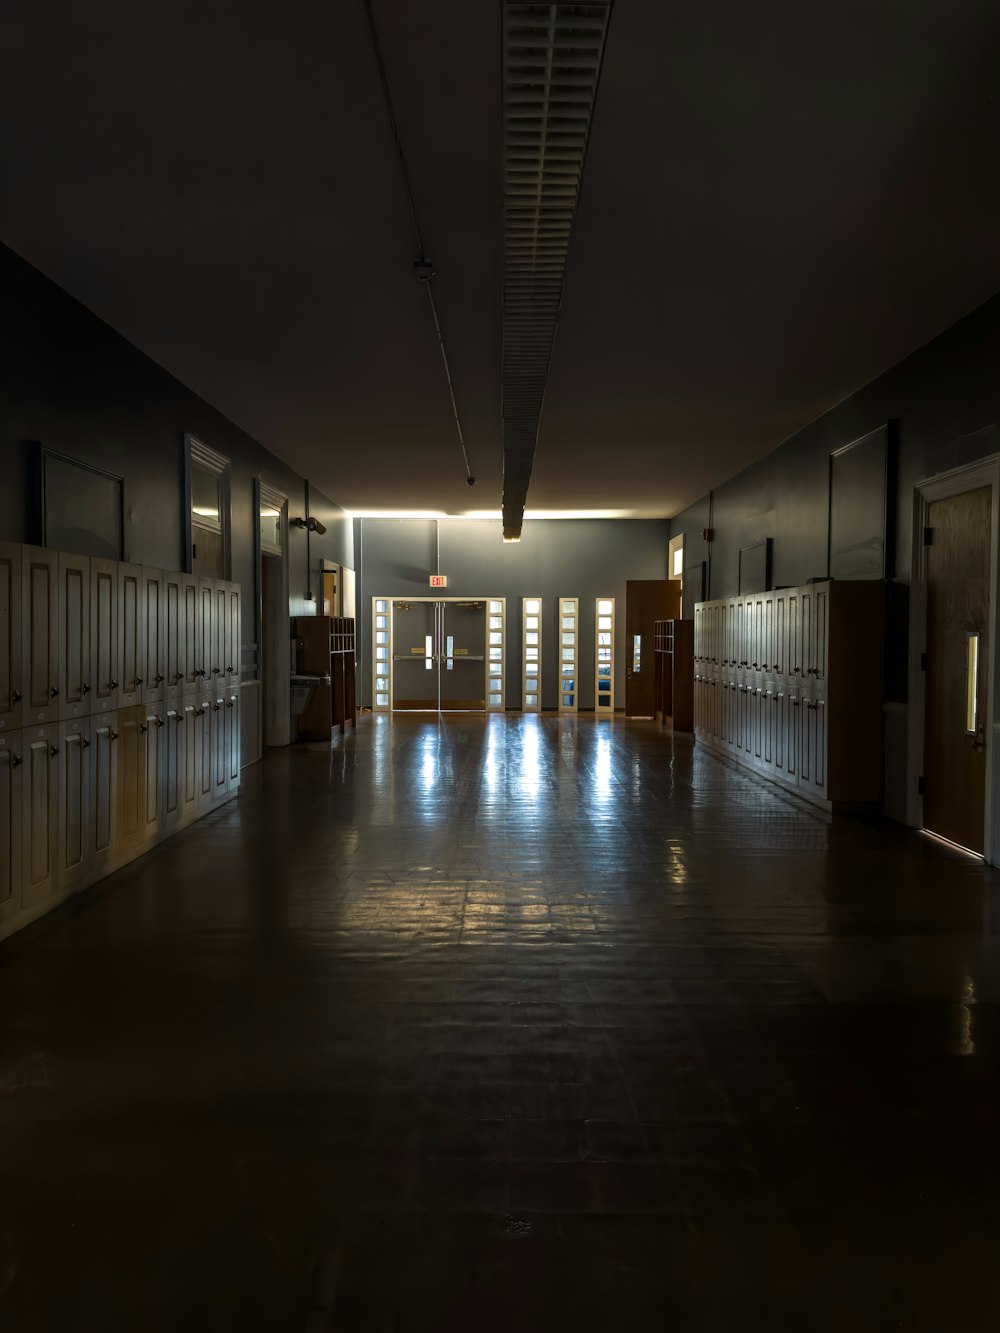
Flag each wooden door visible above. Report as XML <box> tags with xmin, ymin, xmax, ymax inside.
<box><xmin>163</xmin><ymin>570</ymin><xmax>184</xmax><ymax>703</ymax></box>
<box><xmin>118</xmin><ymin>563</ymin><xmax>144</xmax><ymax>709</ymax></box>
<box><xmin>90</xmin><ymin>558</ymin><xmax>120</xmax><ymax>711</ymax></box>
<box><xmin>142</xmin><ymin>568</ymin><xmax>165</xmax><ymax>704</ymax></box>
<box><xmin>22</xmin><ymin>723</ymin><xmax>59</xmax><ymax>910</ymax></box>
<box><xmin>90</xmin><ymin>711</ymin><xmax>119</xmax><ymax>872</ymax></box>
<box><xmin>0</xmin><ymin>731</ymin><xmax>22</xmax><ymax>922</ymax></box>
<box><xmin>161</xmin><ymin>703</ymin><xmax>183</xmax><ymax>830</ymax></box>
<box><xmin>0</xmin><ymin>543</ymin><xmax>22</xmax><ymax>734</ymax></box>
<box><xmin>22</xmin><ymin>546</ymin><xmax>60</xmax><ymax>726</ymax></box>
<box><xmin>625</xmin><ymin>580</ymin><xmax>676</xmax><ymax>717</ymax></box>
<box><xmin>116</xmin><ymin>705</ymin><xmax>146</xmax><ymax>857</ymax></box>
<box><xmin>58</xmin><ymin>552</ymin><xmax>91</xmax><ymax>720</ymax></box>
<box><xmin>924</xmin><ymin>486</ymin><xmax>991</xmax><ymax>852</ymax></box>
<box><xmin>57</xmin><ymin>718</ymin><xmax>91</xmax><ymax>892</ymax></box>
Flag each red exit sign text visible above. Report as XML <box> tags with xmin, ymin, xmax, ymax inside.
<box><xmin>429</xmin><ymin>575</ymin><xmax>448</xmax><ymax>588</ymax></box>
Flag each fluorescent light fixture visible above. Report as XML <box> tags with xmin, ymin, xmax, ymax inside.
<box><xmin>348</xmin><ymin>508</ymin><xmax>641</xmax><ymax>521</ymax></box>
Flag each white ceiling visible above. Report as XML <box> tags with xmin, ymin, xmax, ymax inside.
<box><xmin>3</xmin><ymin>0</ymin><xmax>999</xmax><ymax>518</ymax></box>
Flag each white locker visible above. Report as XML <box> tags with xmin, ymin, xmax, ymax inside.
<box><xmin>141</xmin><ymin>567</ymin><xmax>165</xmax><ymax>705</ymax></box>
<box><xmin>58</xmin><ymin>551</ymin><xmax>91</xmax><ymax>720</ymax></box>
<box><xmin>180</xmin><ymin>574</ymin><xmax>201</xmax><ymax>695</ymax></box>
<box><xmin>116</xmin><ymin>704</ymin><xmax>146</xmax><ymax>858</ymax></box>
<box><xmin>0</xmin><ymin>542</ymin><xmax>23</xmax><ymax>734</ymax></box>
<box><xmin>22</xmin><ymin>722</ymin><xmax>59</xmax><ymax>911</ymax></box>
<box><xmin>118</xmin><ymin>563</ymin><xmax>144</xmax><ymax>710</ymax></box>
<box><xmin>161</xmin><ymin>702</ymin><xmax>184</xmax><ymax>832</ymax></box>
<box><xmin>90</xmin><ymin>709</ymin><xmax>119</xmax><ymax>874</ymax></box>
<box><xmin>163</xmin><ymin>570</ymin><xmax>185</xmax><ymax>703</ymax></box>
<box><xmin>226</xmin><ymin>692</ymin><xmax>240</xmax><ymax>792</ymax></box>
<box><xmin>0</xmin><ymin>730</ymin><xmax>22</xmax><ymax>923</ymax></box>
<box><xmin>225</xmin><ymin>584</ymin><xmax>241</xmax><ymax>692</ymax></box>
<box><xmin>90</xmin><ymin>558</ymin><xmax>120</xmax><ymax>712</ymax></box>
<box><xmin>22</xmin><ymin>546</ymin><xmax>60</xmax><ymax>727</ymax></box>
<box><xmin>57</xmin><ymin>717</ymin><xmax>91</xmax><ymax>893</ymax></box>
<box><xmin>143</xmin><ymin>705</ymin><xmax>164</xmax><ymax>843</ymax></box>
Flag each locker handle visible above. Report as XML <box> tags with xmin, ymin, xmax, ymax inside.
<box><xmin>762</xmin><ymin>663</ymin><xmax>769</xmax><ymax>671</ymax></box>
<box><xmin>11</xmin><ymin>754</ymin><xmax>21</xmax><ymax>767</ymax></box>
<box><xmin>226</xmin><ymin>665</ymin><xmax>234</xmax><ymax>673</ymax></box>
<box><xmin>807</xmin><ymin>668</ymin><xmax>818</xmax><ymax>676</ymax></box>
<box><xmin>155</xmin><ymin>674</ymin><xmax>164</xmax><ymax>684</ymax></box>
<box><xmin>212</xmin><ymin>667</ymin><xmax>221</xmax><ymax>675</ymax></box>
<box><xmin>136</xmin><ymin>676</ymin><xmax>143</xmax><ymax>686</ymax></box>
<box><xmin>140</xmin><ymin>724</ymin><xmax>148</xmax><ymax>734</ymax></box>
<box><xmin>174</xmin><ymin>714</ymin><xmax>184</xmax><ymax>725</ymax></box>
<box><xmin>82</xmin><ymin>683</ymin><xmax>91</xmax><ymax>695</ymax></box>
<box><xmin>791</xmin><ymin>667</ymin><xmax>801</xmax><ymax>675</ymax></box>
<box><xmin>82</xmin><ymin>738</ymin><xmax>90</xmax><ymax>749</ymax></box>
<box><xmin>110</xmin><ymin>730</ymin><xmax>119</xmax><ymax>741</ymax></box>
<box><xmin>790</xmin><ymin>699</ymin><xmax>800</xmax><ymax>708</ymax></box>
<box><xmin>111</xmin><ymin>678</ymin><xmax>118</xmax><ymax>689</ymax></box>
<box><xmin>49</xmin><ymin>745</ymin><xmax>59</xmax><ymax>757</ymax></box>
<box><xmin>12</xmin><ymin>690</ymin><xmax>21</xmax><ymax>703</ymax></box>
<box><xmin>50</xmin><ymin>685</ymin><xmax>60</xmax><ymax>698</ymax></box>
<box><xmin>155</xmin><ymin>717</ymin><xmax>164</xmax><ymax>728</ymax></box>
<box><xmin>213</xmin><ymin>703</ymin><xmax>221</xmax><ymax>712</ymax></box>
<box><xmin>752</xmin><ymin>663</ymin><xmax>759</xmax><ymax>670</ymax></box>
<box><xmin>226</xmin><ymin>700</ymin><xmax>234</xmax><ymax>709</ymax></box>
<box><xmin>196</xmin><ymin>669</ymin><xmax>206</xmax><ymax>678</ymax></box>
<box><xmin>173</xmin><ymin>672</ymin><xmax>183</xmax><ymax>683</ymax></box>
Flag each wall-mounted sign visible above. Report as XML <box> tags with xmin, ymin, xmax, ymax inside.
<box><xmin>429</xmin><ymin>574</ymin><xmax>448</xmax><ymax>588</ymax></box>
<box><xmin>410</xmin><ymin>646</ymin><xmax>425</xmax><ymax>654</ymax></box>
<box><xmin>455</xmin><ymin>648</ymin><xmax>468</xmax><ymax>656</ymax></box>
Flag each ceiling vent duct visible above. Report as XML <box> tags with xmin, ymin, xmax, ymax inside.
<box><xmin>501</xmin><ymin>1</ymin><xmax>613</xmax><ymax>541</ymax></box>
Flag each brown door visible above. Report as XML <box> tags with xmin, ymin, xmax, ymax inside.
<box><xmin>923</xmin><ymin>486</ymin><xmax>991</xmax><ymax>852</ymax></box>
<box><xmin>625</xmin><ymin>580</ymin><xmax>677</xmax><ymax>717</ymax></box>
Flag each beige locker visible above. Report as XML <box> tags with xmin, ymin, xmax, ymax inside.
<box><xmin>22</xmin><ymin>546</ymin><xmax>60</xmax><ymax>727</ymax></box>
<box><xmin>198</xmin><ymin>577</ymin><xmax>216</xmax><ymax>697</ymax></box>
<box><xmin>180</xmin><ymin>698</ymin><xmax>204</xmax><ymax>822</ymax></box>
<box><xmin>0</xmin><ymin>542</ymin><xmax>22</xmax><ymax>734</ymax></box>
<box><xmin>90</xmin><ymin>558</ymin><xmax>120</xmax><ymax>711</ymax></box>
<box><xmin>163</xmin><ymin>570</ymin><xmax>185</xmax><ymax>703</ymax></box>
<box><xmin>209</xmin><ymin>695</ymin><xmax>226</xmax><ymax>802</ymax></box>
<box><xmin>57</xmin><ymin>718</ymin><xmax>91</xmax><ymax>893</ymax></box>
<box><xmin>161</xmin><ymin>702</ymin><xmax>184</xmax><ymax>831</ymax></box>
<box><xmin>141</xmin><ymin>568</ymin><xmax>165</xmax><ymax>705</ymax></box>
<box><xmin>0</xmin><ymin>730</ymin><xmax>22</xmax><ymax>922</ymax></box>
<box><xmin>90</xmin><ymin>709</ymin><xmax>119</xmax><ymax>873</ymax></box>
<box><xmin>226</xmin><ymin>692</ymin><xmax>240</xmax><ymax>792</ymax></box>
<box><xmin>143</xmin><ymin>705</ymin><xmax>164</xmax><ymax>843</ymax></box>
<box><xmin>212</xmin><ymin>581</ymin><xmax>227</xmax><ymax>692</ymax></box>
<box><xmin>21</xmin><ymin>722</ymin><xmax>59</xmax><ymax>910</ymax></box>
<box><xmin>225</xmin><ymin>584</ymin><xmax>241</xmax><ymax>692</ymax></box>
<box><xmin>58</xmin><ymin>552</ymin><xmax>91</xmax><ymax>721</ymax></box>
<box><xmin>180</xmin><ymin>574</ymin><xmax>201</xmax><ymax>694</ymax></box>
<box><xmin>118</xmin><ymin>564</ymin><xmax>144</xmax><ymax>710</ymax></box>
<box><xmin>116</xmin><ymin>704</ymin><xmax>146</xmax><ymax>858</ymax></box>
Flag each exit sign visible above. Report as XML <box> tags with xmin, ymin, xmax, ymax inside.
<box><xmin>429</xmin><ymin>575</ymin><xmax>448</xmax><ymax>588</ymax></box>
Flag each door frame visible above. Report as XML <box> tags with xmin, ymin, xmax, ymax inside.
<box><xmin>373</xmin><ymin>596</ymin><xmax>506</xmax><ymax>714</ymax></box>
<box><xmin>907</xmin><ymin>454</ymin><xmax>1000</xmax><ymax>861</ymax></box>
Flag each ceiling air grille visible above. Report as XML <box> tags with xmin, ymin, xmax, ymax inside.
<box><xmin>501</xmin><ymin>1</ymin><xmax>613</xmax><ymax>541</ymax></box>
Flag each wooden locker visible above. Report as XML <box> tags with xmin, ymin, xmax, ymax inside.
<box><xmin>116</xmin><ymin>704</ymin><xmax>146</xmax><ymax>858</ymax></box>
<box><xmin>141</xmin><ymin>568</ymin><xmax>165</xmax><ymax>704</ymax></box>
<box><xmin>57</xmin><ymin>717</ymin><xmax>91</xmax><ymax>893</ymax></box>
<box><xmin>0</xmin><ymin>542</ymin><xmax>23</xmax><ymax>734</ymax></box>
<box><xmin>180</xmin><ymin>574</ymin><xmax>201</xmax><ymax>694</ymax></box>
<box><xmin>163</xmin><ymin>570</ymin><xmax>185</xmax><ymax>703</ymax></box>
<box><xmin>212</xmin><ymin>581</ymin><xmax>227</xmax><ymax>692</ymax></box>
<box><xmin>161</xmin><ymin>702</ymin><xmax>184</xmax><ymax>831</ymax></box>
<box><xmin>90</xmin><ymin>558</ymin><xmax>120</xmax><ymax>712</ymax></box>
<box><xmin>801</xmin><ymin>696</ymin><xmax>828</xmax><ymax>799</ymax></box>
<box><xmin>58</xmin><ymin>552</ymin><xmax>91</xmax><ymax>720</ymax></box>
<box><xmin>762</xmin><ymin>594</ymin><xmax>774</xmax><ymax>673</ymax></box>
<box><xmin>118</xmin><ymin>563</ymin><xmax>144</xmax><ymax>710</ymax></box>
<box><xmin>198</xmin><ymin>577</ymin><xmax>216</xmax><ymax>697</ymax></box>
<box><xmin>180</xmin><ymin>699</ymin><xmax>203</xmax><ymax>823</ymax></box>
<box><xmin>226</xmin><ymin>692</ymin><xmax>240</xmax><ymax>792</ymax></box>
<box><xmin>22</xmin><ymin>546</ymin><xmax>60</xmax><ymax>727</ymax></box>
<box><xmin>90</xmin><ymin>710</ymin><xmax>119</xmax><ymax>873</ymax></box>
<box><xmin>21</xmin><ymin>722</ymin><xmax>59</xmax><ymax>911</ymax></box>
<box><xmin>225</xmin><ymin>584</ymin><xmax>241</xmax><ymax>691</ymax></box>
<box><xmin>0</xmin><ymin>730</ymin><xmax>22</xmax><ymax>924</ymax></box>
<box><xmin>210</xmin><ymin>696</ymin><xmax>227</xmax><ymax>801</ymax></box>
<box><xmin>143</xmin><ymin>705</ymin><xmax>163</xmax><ymax>843</ymax></box>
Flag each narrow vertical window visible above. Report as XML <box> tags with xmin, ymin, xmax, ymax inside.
<box><xmin>595</xmin><ymin>598</ymin><xmax>615</xmax><ymax>713</ymax></box>
<box><xmin>522</xmin><ymin>597</ymin><xmax>542</xmax><ymax>711</ymax></box>
<box><xmin>559</xmin><ymin>597</ymin><xmax>579</xmax><ymax>713</ymax></box>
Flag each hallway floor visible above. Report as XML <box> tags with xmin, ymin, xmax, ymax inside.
<box><xmin>2</xmin><ymin>714</ymin><xmax>1000</xmax><ymax>1330</ymax></box>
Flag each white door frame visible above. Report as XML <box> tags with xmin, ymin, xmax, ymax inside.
<box><xmin>907</xmin><ymin>454</ymin><xmax>1000</xmax><ymax>861</ymax></box>
<box><xmin>373</xmin><ymin>596</ymin><xmax>506</xmax><ymax>714</ymax></box>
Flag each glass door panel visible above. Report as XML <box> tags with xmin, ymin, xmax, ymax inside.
<box><xmin>439</xmin><ymin>601</ymin><xmax>487</xmax><ymax>711</ymax></box>
<box><xmin>391</xmin><ymin>601</ymin><xmax>438</xmax><ymax>710</ymax></box>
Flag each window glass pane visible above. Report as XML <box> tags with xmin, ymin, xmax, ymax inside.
<box><xmin>526</xmin><ymin>616</ymin><xmax>539</xmax><ymax>631</ymax></box>
<box><xmin>376</xmin><ymin>693</ymin><xmax>389</xmax><ymax>706</ymax></box>
<box><xmin>562</xmin><ymin>633</ymin><xmax>575</xmax><ymax>645</ymax></box>
<box><xmin>525</xmin><ymin>694</ymin><xmax>538</xmax><ymax>707</ymax></box>
<box><xmin>598</xmin><ymin>632</ymin><xmax>611</xmax><ymax>646</ymax></box>
<box><xmin>376</xmin><ymin>600</ymin><xmax>388</xmax><ymax>612</ymax></box>
<box><xmin>632</xmin><ymin>634</ymin><xmax>642</xmax><ymax>673</ymax></box>
<box><xmin>598</xmin><ymin>616</ymin><xmax>612</xmax><ymax>630</ymax></box>
<box><xmin>598</xmin><ymin>599</ymin><xmax>613</xmax><ymax>615</ymax></box>
<box><xmin>192</xmin><ymin>465</ymin><xmax>221</xmax><ymax>523</ymax></box>
<box><xmin>966</xmin><ymin>633</ymin><xmax>981</xmax><ymax>733</ymax></box>
<box><xmin>259</xmin><ymin>506</ymin><xmax>281</xmax><ymax>550</ymax></box>
<box><xmin>562</xmin><ymin>616</ymin><xmax>575</xmax><ymax>630</ymax></box>
<box><xmin>489</xmin><ymin>601</ymin><xmax>502</xmax><ymax>613</ymax></box>
<box><xmin>526</xmin><ymin>632</ymin><xmax>539</xmax><ymax>645</ymax></box>
<box><xmin>562</xmin><ymin>648</ymin><xmax>574</xmax><ymax>661</ymax></box>
<box><xmin>490</xmin><ymin>647</ymin><xmax>502</xmax><ymax>660</ymax></box>
<box><xmin>490</xmin><ymin>632</ymin><xmax>502</xmax><ymax>645</ymax></box>
<box><xmin>490</xmin><ymin>616</ymin><xmax>503</xmax><ymax>630</ymax></box>
<box><xmin>525</xmin><ymin>599</ymin><xmax>540</xmax><ymax>613</ymax></box>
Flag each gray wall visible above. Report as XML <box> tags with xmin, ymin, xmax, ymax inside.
<box><xmin>0</xmin><ymin>245</ymin><xmax>354</xmax><ymax>662</ymax></box>
<box><xmin>355</xmin><ymin>517</ymin><xmax>669</xmax><ymax>709</ymax></box>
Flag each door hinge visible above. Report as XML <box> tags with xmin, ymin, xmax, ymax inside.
<box><xmin>918</xmin><ymin>776</ymin><xmax>925</xmax><ymax>795</ymax></box>
<box><xmin>920</xmin><ymin>651</ymin><xmax>927</xmax><ymax>671</ymax></box>
<box><xmin>923</xmin><ymin>527</ymin><xmax>933</xmax><ymax>546</ymax></box>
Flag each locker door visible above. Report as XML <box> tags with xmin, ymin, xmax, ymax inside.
<box><xmin>118</xmin><ymin>564</ymin><xmax>144</xmax><ymax>710</ymax></box>
<box><xmin>211</xmin><ymin>696</ymin><xmax>227</xmax><ymax>801</ymax></box>
<box><xmin>163</xmin><ymin>571</ymin><xmax>184</xmax><ymax>704</ymax></box>
<box><xmin>143</xmin><ymin>706</ymin><xmax>163</xmax><ymax>842</ymax></box>
<box><xmin>786</xmin><ymin>693</ymin><xmax>802</xmax><ymax>783</ymax></box>
<box><xmin>693</xmin><ymin>605</ymin><xmax>702</xmax><ymax>666</ymax></box>
<box><xmin>226</xmin><ymin>692</ymin><xmax>240</xmax><ymax>791</ymax></box>
<box><xmin>773</xmin><ymin>592</ymin><xmax>787</xmax><ymax>684</ymax></box>
<box><xmin>773</xmin><ymin>692</ymin><xmax>787</xmax><ymax>779</ymax></box>
<box><xmin>22</xmin><ymin>723</ymin><xmax>59</xmax><ymax>910</ymax></box>
<box><xmin>801</xmin><ymin>697</ymin><xmax>828</xmax><ymax>799</ymax></box>
<box><xmin>142</xmin><ymin>568</ymin><xmax>165</xmax><ymax>704</ymax></box>
<box><xmin>90</xmin><ymin>559</ymin><xmax>120</xmax><ymax>711</ymax></box>
<box><xmin>0</xmin><ymin>543</ymin><xmax>22</xmax><ymax>734</ymax></box>
<box><xmin>196</xmin><ymin>700</ymin><xmax>213</xmax><ymax>808</ymax></box>
<box><xmin>212</xmin><ymin>581</ymin><xmax>227</xmax><ymax>693</ymax></box>
<box><xmin>57</xmin><ymin>719</ymin><xmax>91</xmax><ymax>893</ymax></box>
<box><xmin>0</xmin><ymin>732</ymin><xmax>23</xmax><ymax>922</ymax></box>
<box><xmin>199</xmin><ymin>578</ymin><xmax>217</xmax><ymax>698</ymax></box>
<box><xmin>116</xmin><ymin>705</ymin><xmax>146</xmax><ymax>858</ymax></box>
<box><xmin>225</xmin><ymin>585</ymin><xmax>241</xmax><ymax>692</ymax></box>
<box><xmin>810</xmin><ymin>585</ymin><xmax>829</xmax><ymax>687</ymax></box>
<box><xmin>162</xmin><ymin>703</ymin><xmax>183</xmax><ymax>831</ymax></box>
<box><xmin>58</xmin><ymin>552</ymin><xmax>91</xmax><ymax>720</ymax></box>
<box><xmin>181</xmin><ymin>574</ymin><xmax>201</xmax><ymax>694</ymax></box>
<box><xmin>180</xmin><ymin>700</ymin><xmax>203</xmax><ymax>822</ymax></box>
<box><xmin>787</xmin><ymin>591</ymin><xmax>802</xmax><ymax>686</ymax></box>
<box><xmin>22</xmin><ymin>546</ymin><xmax>60</xmax><ymax>726</ymax></box>
<box><xmin>762</xmin><ymin>689</ymin><xmax>774</xmax><ymax>767</ymax></box>
<box><xmin>91</xmin><ymin>711</ymin><xmax>119</xmax><ymax>872</ymax></box>
<box><xmin>762</xmin><ymin>594</ymin><xmax>775</xmax><ymax>675</ymax></box>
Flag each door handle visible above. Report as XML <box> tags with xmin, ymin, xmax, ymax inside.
<box><xmin>12</xmin><ymin>690</ymin><xmax>21</xmax><ymax>703</ymax></box>
<box><xmin>110</xmin><ymin>730</ymin><xmax>119</xmax><ymax>741</ymax></box>
<box><xmin>82</xmin><ymin>738</ymin><xmax>90</xmax><ymax>749</ymax></box>
<box><xmin>50</xmin><ymin>686</ymin><xmax>60</xmax><ymax>698</ymax></box>
<box><xmin>82</xmin><ymin>682</ymin><xmax>91</xmax><ymax>694</ymax></box>
<box><xmin>174</xmin><ymin>714</ymin><xmax>184</xmax><ymax>725</ymax></box>
<box><xmin>156</xmin><ymin>717</ymin><xmax>164</xmax><ymax>728</ymax></box>
<box><xmin>136</xmin><ymin>676</ymin><xmax>143</xmax><ymax>686</ymax></box>
<box><xmin>50</xmin><ymin>745</ymin><xmax>59</xmax><ymax>757</ymax></box>
<box><xmin>111</xmin><ymin>678</ymin><xmax>118</xmax><ymax>689</ymax></box>
<box><xmin>11</xmin><ymin>754</ymin><xmax>21</xmax><ymax>767</ymax></box>
<box><xmin>155</xmin><ymin>674</ymin><xmax>164</xmax><ymax>684</ymax></box>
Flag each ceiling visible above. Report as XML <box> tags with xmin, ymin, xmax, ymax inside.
<box><xmin>3</xmin><ymin>0</ymin><xmax>1000</xmax><ymax>519</ymax></box>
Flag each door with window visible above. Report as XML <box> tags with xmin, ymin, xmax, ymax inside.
<box><xmin>923</xmin><ymin>486</ymin><xmax>991</xmax><ymax>853</ymax></box>
<box><xmin>390</xmin><ymin>600</ymin><xmax>489</xmax><ymax>712</ymax></box>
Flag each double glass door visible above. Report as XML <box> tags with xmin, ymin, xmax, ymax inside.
<box><xmin>392</xmin><ymin>600</ymin><xmax>487</xmax><ymax>711</ymax></box>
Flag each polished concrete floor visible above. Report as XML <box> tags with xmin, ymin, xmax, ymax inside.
<box><xmin>2</xmin><ymin>713</ymin><xmax>1000</xmax><ymax>1330</ymax></box>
